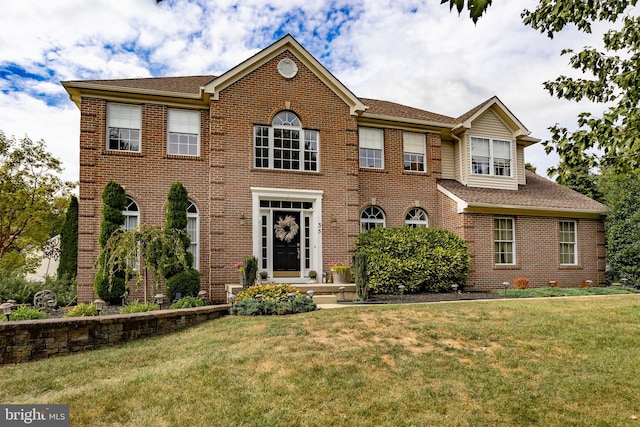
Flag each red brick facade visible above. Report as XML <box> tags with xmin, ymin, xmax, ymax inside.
<box><xmin>66</xmin><ymin>35</ymin><xmax>608</xmax><ymax>302</ymax></box>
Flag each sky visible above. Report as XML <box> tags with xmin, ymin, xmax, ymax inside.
<box><xmin>0</xmin><ymin>0</ymin><xmax>613</xmax><ymax>184</ymax></box>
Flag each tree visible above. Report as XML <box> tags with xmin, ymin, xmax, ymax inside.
<box><xmin>600</xmin><ymin>171</ymin><xmax>640</xmax><ymax>285</ymax></box>
<box><xmin>163</xmin><ymin>182</ymin><xmax>200</xmax><ymax>300</ymax></box>
<box><xmin>444</xmin><ymin>0</ymin><xmax>640</xmax><ymax>173</ymax></box>
<box><xmin>0</xmin><ymin>131</ymin><xmax>74</xmax><ymax>271</ymax></box>
<box><xmin>94</xmin><ymin>181</ymin><xmax>127</xmax><ymax>304</ymax></box>
<box><xmin>57</xmin><ymin>195</ymin><xmax>79</xmax><ymax>278</ymax></box>
<box><xmin>553</xmin><ymin>158</ymin><xmax>603</xmax><ymax>202</ymax></box>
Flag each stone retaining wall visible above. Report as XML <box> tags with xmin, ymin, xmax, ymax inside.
<box><xmin>0</xmin><ymin>305</ymin><xmax>230</xmax><ymax>365</ymax></box>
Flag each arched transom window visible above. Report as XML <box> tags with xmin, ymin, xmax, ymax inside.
<box><xmin>360</xmin><ymin>206</ymin><xmax>386</xmax><ymax>232</ymax></box>
<box><xmin>254</xmin><ymin>111</ymin><xmax>319</xmax><ymax>172</ymax></box>
<box><xmin>405</xmin><ymin>208</ymin><xmax>429</xmax><ymax>228</ymax></box>
<box><xmin>123</xmin><ymin>197</ymin><xmax>139</xmax><ymax>231</ymax></box>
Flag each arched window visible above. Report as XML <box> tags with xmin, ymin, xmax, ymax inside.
<box><xmin>360</xmin><ymin>206</ymin><xmax>386</xmax><ymax>232</ymax></box>
<box><xmin>123</xmin><ymin>197</ymin><xmax>139</xmax><ymax>231</ymax></box>
<box><xmin>186</xmin><ymin>201</ymin><xmax>199</xmax><ymax>270</ymax></box>
<box><xmin>405</xmin><ymin>208</ymin><xmax>428</xmax><ymax>228</ymax></box>
<box><xmin>254</xmin><ymin>111</ymin><xmax>319</xmax><ymax>171</ymax></box>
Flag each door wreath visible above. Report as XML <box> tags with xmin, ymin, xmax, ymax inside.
<box><xmin>274</xmin><ymin>215</ymin><xmax>299</xmax><ymax>243</ymax></box>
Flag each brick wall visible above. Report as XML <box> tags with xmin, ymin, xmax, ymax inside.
<box><xmin>464</xmin><ymin>214</ymin><xmax>606</xmax><ymax>290</ymax></box>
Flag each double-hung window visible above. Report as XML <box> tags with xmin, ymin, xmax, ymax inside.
<box><xmin>494</xmin><ymin>217</ymin><xmax>515</xmax><ymax>265</ymax></box>
<box><xmin>254</xmin><ymin>111</ymin><xmax>319</xmax><ymax>172</ymax></box>
<box><xmin>168</xmin><ymin>109</ymin><xmax>200</xmax><ymax>156</ymax></box>
<box><xmin>186</xmin><ymin>201</ymin><xmax>199</xmax><ymax>270</ymax></box>
<box><xmin>107</xmin><ymin>103</ymin><xmax>141</xmax><ymax>152</ymax></box>
<box><xmin>403</xmin><ymin>132</ymin><xmax>426</xmax><ymax>172</ymax></box>
<box><xmin>359</xmin><ymin>128</ymin><xmax>384</xmax><ymax>169</ymax></box>
<box><xmin>471</xmin><ymin>137</ymin><xmax>512</xmax><ymax>177</ymax></box>
<box><xmin>559</xmin><ymin>221</ymin><xmax>577</xmax><ymax>265</ymax></box>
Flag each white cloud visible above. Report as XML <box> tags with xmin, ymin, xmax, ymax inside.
<box><xmin>0</xmin><ymin>0</ymin><xmax>616</xmax><ymax>182</ymax></box>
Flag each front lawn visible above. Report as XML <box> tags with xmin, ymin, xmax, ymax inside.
<box><xmin>496</xmin><ymin>286</ymin><xmax>639</xmax><ymax>298</ymax></box>
<box><xmin>1</xmin><ymin>295</ymin><xmax>640</xmax><ymax>425</ymax></box>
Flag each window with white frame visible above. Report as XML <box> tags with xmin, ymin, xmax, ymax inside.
<box><xmin>559</xmin><ymin>221</ymin><xmax>577</xmax><ymax>265</ymax></box>
<box><xmin>359</xmin><ymin>127</ymin><xmax>384</xmax><ymax>169</ymax></box>
<box><xmin>405</xmin><ymin>208</ymin><xmax>428</xmax><ymax>228</ymax></box>
<box><xmin>471</xmin><ymin>137</ymin><xmax>512</xmax><ymax>177</ymax></box>
<box><xmin>361</xmin><ymin>206</ymin><xmax>386</xmax><ymax>232</ymax></box>
<box><xmin>403</xmin><ymin>132</ymin><xmax>426</xmax><ymax>172</ymax></box>
<box><xmin>107</xmin><ymin>103</ymin><xmax>141</xmax><ymax>152</ymax></box>
<box><xmin>123</xmin><ymin>197</ymin><xmax>139</xmax><ymax>231</ymax></box>
<box><xmin>494</xmin><ymin>217</ymin><xmax>515</xmax><ymax>264</ymax></box>
<box><xmin>186</xmin><ymin>201</ymin><xmax>199</xmax><ymax>270</ymax></box>
<box><xmin>254</xmin><ymin>111</ymin><xmax>319</xmax><ymax>172</ymax></box>
<box><xmin>168</xmin><ymin>109</ymin><xmax>200</xmax><ymax>156</ymax></box>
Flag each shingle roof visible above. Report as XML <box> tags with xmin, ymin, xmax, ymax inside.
<box><xmin>65</xmin><ymin>75</ymin><xmax>217</xmax><ymax>95</ymax></box>
<box><xmin>439</xmin><ymin>170</ymin><xmax>609</xmax><ymax>214</ymax></box>
<box><xmin>360</xmin><ymin>98</ymin><xmax>457</xmax><ymax>125</ymax></box>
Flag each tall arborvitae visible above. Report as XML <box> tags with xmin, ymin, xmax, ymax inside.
<box><xmin>94</xmin><ymin>181</ymin><xmax>127</xmax><ymax>304</ymax></box>
<box><xmin>163</xmin><ymin>182</ymin><xmax>200</xmax><ymax>301</ymax></box>
<box><xmin>57</xmin><ymin>195</ymin><xmax>79</xmax><ymax>279</ymax></box>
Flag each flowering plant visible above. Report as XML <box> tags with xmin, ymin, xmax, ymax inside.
<box><xmin>329</xmin><ymin>260</ymin><xmax>350</xmax><ymax>268</ymax></box>
<box><xmin>235</xmin><ymin>261</ymin><xmax>244</xmax><ymax>272</ymax></box>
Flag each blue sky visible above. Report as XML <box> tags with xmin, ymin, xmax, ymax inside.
<box><xmin>0</xmin><ymin>0</ymin><xmax>608</xmax><ymax>183</ymax></box>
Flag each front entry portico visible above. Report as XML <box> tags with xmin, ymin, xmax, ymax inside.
<box><xmin>251</xmin><ymin>187</ymin><xmax>323</xmax><ymax>283</ymax></box>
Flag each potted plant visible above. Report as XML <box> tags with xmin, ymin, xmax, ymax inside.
<box><xmin>308</xmin><ymin>270</ymin><xmax>318</xmax><ymax>283</ymax></box>
<box><xmin>329</xmin><ymin>260</ymin><xmax>351</xmax><ymax>284</ymax></box>
<box><xmin>259</xmin><ymin>271</ymin><xmax>269</xmax><ymax>282</ymax></box>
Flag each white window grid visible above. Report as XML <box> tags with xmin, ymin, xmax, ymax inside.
<box><xmin>405</xmin><ymin>208</ymin><xmax>428</xmax><ymax>228</ymax></box>
<box><xmin>471</xmin><ymin>136</ymin><xmax>512</xmax><ymax>177</ymax></box>
<box><xmin>361</xmin><ymin>206</ymin><xmax>386</xmax><ymax>232</ymax></box>
<box><xmin>559</xmin><ymin>221</ymin><xmax>577</xmax><ymax>265</ymax></box>
<box><xmin>107</xmin><ymin>103</ymin><xmax>141</xmax><ymax>152</ymax></box>
<box><xmin>494</xmin><ymin>217</ymin><xmax>515</xmax><ymax>265</ymax></box>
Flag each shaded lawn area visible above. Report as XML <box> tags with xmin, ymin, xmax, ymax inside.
<box><xmin>1</xmin><ymin>295</ymin><xmax>640</xmax><ymax>426</ymax></box>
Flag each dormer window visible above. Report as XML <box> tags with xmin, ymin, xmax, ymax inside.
<box><xmin>471</xmin><ymin>137</ymin><xmax>512</xmax><ymax>177</ymax></box>
<box><xmin>254</xmin><ymin>111</ymin><xmax>319</xmax><ymax>172</ymax></box>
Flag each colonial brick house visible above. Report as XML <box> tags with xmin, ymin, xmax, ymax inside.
<box><xmin>62</xmin><ymin>35</ymin><xmax>608</xmax><ymax>303</ymax></box>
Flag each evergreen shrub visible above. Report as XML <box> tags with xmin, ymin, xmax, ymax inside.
<box><xmin>355</xmin><ymin>227</ymin><xmax>470</xmax><ymax>294</ymax></box>
<box><xmin>165</xmin><ymin>269</ymin><xmax>201</xmax><ymax>302</ymax></box>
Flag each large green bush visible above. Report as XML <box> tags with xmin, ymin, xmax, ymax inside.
<box><xmin>355</xmin><ymin>227</ymin><xmax>470</xmax><ymax>294</ymax></box>
<box><xmin>0</xmin><ymin>269</ymin><xmax>40</xmax><ymax>304</ymax></box>
<box><xmin>93</xmin><ymin>270</ymin><xmax>127</xmax><ymax>306</ymax></box>
<box><xmin>165</xmin><ymin>269</ymin><xmax>201</xmax><ymax>302</ymax></box>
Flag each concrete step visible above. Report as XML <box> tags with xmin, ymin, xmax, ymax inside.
<box><xmin>312</xmin><ymin>294</ymin><xmax>338</xmax><ymax>305</ymax></box>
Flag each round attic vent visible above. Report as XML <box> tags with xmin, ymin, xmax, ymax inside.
<box><xmin>277</xmin><ymin>58</ymin><xmax>298</xmax><ymax>79</ymax></box>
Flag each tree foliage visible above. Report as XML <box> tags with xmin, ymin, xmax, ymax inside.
<box><xmin>445</xmin><ymin>0</ymin><xmax>640</xmax><ymax>174</ymax></box>
<box><xmin>0</xmin><ymin>131</ymin><xmax>74</xmax><ymax>271</ymax></box>
<box><xmin>600</xmin><ymin>171</ymin><xmax>640</xmax><ymax>285</ymax></box>
<box><xmin>57</xmin><ymin>195</ymin><xmax>79</xmax><ymax>278</ymax></box>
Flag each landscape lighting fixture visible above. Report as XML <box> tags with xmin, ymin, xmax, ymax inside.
<box><xmin>154</xmin><ymin>293</ymin><xmax>165</xmax><ymax>308</ymax></box>
<box><xmin>502</xmin><ymin>281</ymin><xmax>510</xmax><ymax>297</ymax></box>
<box><xmin>94</xmin><ymin>298</ymin><xmax>106</xmax><ymax>315</ymax></box>
<box><xmin>339</xmin><ymin>286</ymin><xmax>345</xmax><ymax>302</ymax></box>
<box><xmin>306</xmin><ymin>290</ymin><xmax>314</xmax><ymax>298</ymax></box>
<box><xmin>229</xmin><ymin>294</ymin><xmax>236</xmax><ymax>305</ymax></box>
<box><xmin>1</xmin><ymin>302</ymin><xmax>13</xmax><ymax>321</ymax></box>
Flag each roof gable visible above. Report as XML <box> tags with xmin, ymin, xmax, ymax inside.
<box><xmin>203</xmin><ymin>34</ymin><xmax>366</xmax><ymax>116</ymax></box>
<box><xmin>455</xmin><ymin>96</ymin><xmax>539</xmax><ymax>145</ymax></box>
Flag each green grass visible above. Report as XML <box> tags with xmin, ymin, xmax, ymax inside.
<box><xmin>2</xmin><ymin>295</ymin><xmax>640</xmax><ymax>426</ymax></box>
<box><xmin>496</xmin><ymin>286</ymin><xmax>640</xmax><ymax>298</ymax></box>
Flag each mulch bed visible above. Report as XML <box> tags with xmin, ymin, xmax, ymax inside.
<box><xmin>363</xmin><ymin>291</ymin><xmax>503</xmax><ymax>304</ymax></box>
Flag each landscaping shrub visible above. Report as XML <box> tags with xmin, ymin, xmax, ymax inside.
<box><xmin>121</xmin><ymin>301</ymin><xmax>159</xmax><ymax>314</ymax></box>
<box><xmin>64</xmin><ymin>303</ymin><xmax>97</xmax><ymax>317</ymax></box>
<box><xmin>45</xmin><ymin>274</ymin><xmax>77</xmax><ymax>307</ymax></box>
<box><xmin>352</xmin><ymin>252</ymin><xmax>369</xmax><ymax>301</ymax></box>
<box><xmin>355</xmin><ymin>227</ymin><xmax>470</xmax><ymax>294</ymax></box>
<box><xmin>165</xmin><ymin>269</ymin><xmax>201</xmax><ymax>302</ymax></box>
<box><xmin>230</xmin><ymin>282</ymin><xmax>316</xmax><ymax>315</ymax></box>
<box><xmin>170</xmin><ymin>296</ymin><xmax>204</xmax><ymax>309</ymax></box>
<box><xmin>242</xmin><ymin>255</ymin><xmax>258</xmax><ymax>288</ymax></box>
<box><xmin>93</xmin><ymin>270</ymin><xmax>127</xmax><ymax>306</ymax></box>
<box><xmin>9</xmin><ymin>306</ymin><xmax>47</xmax><ymax>321</ymax></box>
<box><xmin>0</xmin><ymin>269</ymin><xmax>40</xmax><ymax>304</ymax></box>
<box><xmin>513</xmin><ymin>277</ymin><xmax>530</xmax><ymax>289</ymax></box>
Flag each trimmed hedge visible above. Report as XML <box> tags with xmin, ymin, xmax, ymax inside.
<box><xmin>166</xmin><ymin>269</ymin><xmax>201</xmax><ymax>302</ymax></box>
<box><xmin>355</xmin><ymin>227</ymin><xmax>470</xmax><ymax>294</ymax></box>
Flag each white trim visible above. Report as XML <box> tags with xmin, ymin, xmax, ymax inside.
<box><xmin>559</xmin><ymin>220</ymin><xmax>578</xmax><ymax>266</ymax></box>
<box><xmin>494</xmin><ymin>216</ymin><xmax>516</xmax><ymax>265</ymax></box>
<box><xmin>470</xmin><ymin>135</ymin><xmax>513</xmax><ymax>178</ymax></box>
<box><xmin>437</xmin><ymin>184</ymin><xmax>468</xmax><ymax>214</ymax></box>
<box><xmin>250</xmin><ymin>187</ymin><xmax>323</xmax><ymax>283</ymax></box>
